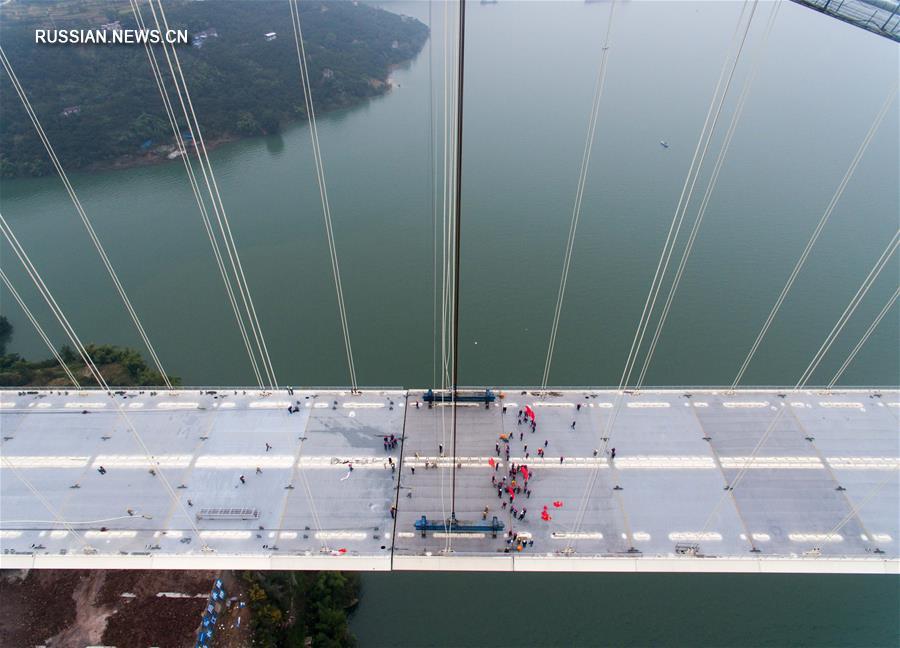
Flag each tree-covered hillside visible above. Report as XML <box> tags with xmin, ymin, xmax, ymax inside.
<box><xmin>0</xmin><ymin>0</ymin><xmax>428</xmax><ymax>177</ymax></box>
<box><xmin>0</xmin><ymin>315</ymin><xmax>176</xmax><ymax>386</ymax></box>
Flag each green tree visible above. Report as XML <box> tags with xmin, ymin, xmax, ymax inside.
<box><xmin>235</xmin><ymin>110</ymin><xmax>261</xmax><ymax>135</ymax></box>
<box><xmin>0</xmin><ymin>316</ymin><xmax>12</xmax><ymax>355</ymax></box>
<box><xmin>0</xmin><ymin>0</ymin><xmax>428</xmax><ymax>177</ymax></box>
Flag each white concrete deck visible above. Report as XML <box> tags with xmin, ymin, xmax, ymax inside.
<box><xmin>1</xmin><ymin>388</ymin><xmax>897</xmax><ymax>573</ymax></box>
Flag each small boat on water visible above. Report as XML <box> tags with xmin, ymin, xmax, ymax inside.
<box><xmin>660</xmin><ymin>140</ymin><xmax>670</xmax><ymax>149</ymax></box>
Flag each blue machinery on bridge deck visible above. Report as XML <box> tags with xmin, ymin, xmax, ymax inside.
<box><xmin>415</xmin><ymin>514</ymin><xmax>505</xmax><ymax>538</ymax></box>
<box><xmin>423</xmin><ymin>388</ymin><xmax>496</xmax><ymax>406</ymax></box>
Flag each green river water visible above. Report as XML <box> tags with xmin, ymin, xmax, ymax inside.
<box><xmin>1</xmin><ymin>1</ymin><xmax>897</xmax><ymax>645</ymax></box>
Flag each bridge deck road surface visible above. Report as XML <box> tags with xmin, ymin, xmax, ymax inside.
<box><xmin>1</xmin><ymin>388</ymin><xmax>897</xmax><ymax>573</ymax></box>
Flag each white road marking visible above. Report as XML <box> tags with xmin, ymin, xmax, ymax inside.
<box><xmin>84</xmin><ymin>530</ymin><xmax>138</xmax><ymax>539</ymax></box>
<box><xmin>614</xmin><ymin>456</ymin><xmax>715</xmax><ymax>469</ymax></box>
<box><xmin>199</xmin><ymin>531</ymin><xmax>252</xmax><ymax>539</ymax></box>
<box><xmin>1</xmin><ymin>456</ymin><xmax>90</xmax><ymax>468</ymax></box>
<box><xmin>194</xmin><ymin>455</ymin><xmax>294</xmax><ymax>469</ymax></box>
<box><xmin>315</xmin><ymin>531</ymin><xmax>367</xmax><ymax>540</ymax></box>
<box><xmin>826</xmin><ymin>457</ymin><xmax>900</xmax><ymax>470</ymax></box>
<box><xmin>668</xmin><ymin>532</ymin><xmax>722</xmax><ymax>542</ymax></box>
<box><xmin>250</xmin><ymin>401</ymin><xmax>291</xmax><ymax>409</ymax></box>
<box><xmin>789</xmin><ymin>533</ymin><xmax>843</xmax><ymax>542</ymax></box>
<box><xmin>719</xmin><ymin>456</ymin><xmax>823</xmax><ymax>469</ymax></box>
<box><xmin>157</xmin><ymin>402</ymin><xmax>199</xmax><ymax>410</ymax></box>
<box><xmin>92</xmin><ymin>455</ymin><xmax>193</xmax><ymax>469</ymax></box>
<box><xmin>159</xmin><ymin>530</ymin><xmax>183</xmax><ymax>538</ymax></box>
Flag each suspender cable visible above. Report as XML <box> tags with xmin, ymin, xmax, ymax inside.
<box><xmin>828</xmin><ymin>286</ymin><xmax>900</xmax><ymax>389</ymax></box>
<box><xmin>634</xmin><ymin>0</ymin><xmax>780</xmax><ymax>391</ymax></box>
<box><xmin>795</xmin><ymin>230</ymin><xmax>899</xmax><ymax>387</ymax></box>
<box><xmin>450</xmin><ymin>0</ymin><xmax>467</xmax><ymax>520</ymax></box>
<box><xmin>820</xmin><ymin>470</ymin><xmax>895</xmax><ymax>548</ymax></box>
<box><xmin>0</xmin><ymin>47</ymin><xmax>173</xmax><ymax>390</ymax></box>
<box><xmin>698</xmin><ymin>231</ymin><xmax>900</xmax><ymax>541</ymax></box>
<box><xmin>619</xmin><ymin>0</ymin><xmax>757</xmax><ymax>399</ymax></box>
<box><xmin>731</xmin><ymin>81</ymin><xmax>897</xmax><ymax>390</ymax></box>
<box><xmin>0</xmin><ymin>268</ymin><xmax>80</xmax><ymax>387</ymax></box>
<box><xmin>288</xmin><ymin>0</ymin><xmax>358</xmax><ymax>393</ymax></box>
<box><xmin>148</xmin><ymin>0</ymin><xmax>278</xmax><ymax>389</ymax></box>
<box><xmin>564</xmin><ymin>1</ymin><xmax>757</xmax><ymax>551</ymax></box>
<box><xmin>541</xmin><ymin>0</ymin><xmax>617</xmax><ymax>395</ymax></box>
<box><xmin>1</xmin><ymin>213</ymin><xmax>210</xmax><ymax>550</ymax></box>
<box><xmin>599</xmin><ymin>0</ymin><xmax>754</xmax><ymax>441</ymax></box>
<box><xmin>1</xmin><ymin>215</ymin><xmax>105</xmax><ymax>387</ymax></box>
<box><xmin>0</xmin><ymin>456</ymin><xmax>94</xmax><ymax>552</ymax></box>
<box><xmin>129</xmin><ymin>0</ymin><xmax>264</xmax><ymax>388</ymax></box>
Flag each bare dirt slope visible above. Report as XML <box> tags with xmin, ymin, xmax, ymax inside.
<box><xmin>0</xmin><ymin>569</ymin><xmax>220</xmax><ymax>647</ymax></box>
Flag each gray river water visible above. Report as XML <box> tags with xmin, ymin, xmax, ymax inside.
<box><xmin>1</xmin><ymin>1</ymin><xmax>897</xmax><ymax>645</ymax></box>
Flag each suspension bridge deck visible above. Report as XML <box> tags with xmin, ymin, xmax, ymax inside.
<box><xmin>0</xmin><ymin>388</ymin><xmax>897</xmax><ymax>573</ymax></box>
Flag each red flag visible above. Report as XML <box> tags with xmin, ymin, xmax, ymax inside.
<box><xmin>507</xmin><ymin>486</ymin><xmax>515</xmax><ymax>496</ymax></box>
<box><xmin>524</xmin><ymin>405</ymin><xmax>535</xmax><ymax>421</ymax></box>
<box><xmin>521</xmin><ymin>466</ymin><xmax>529</xmax><ymax>481</ymax></box>
<box><xmin>489</xmin><ymin>457</ymin><xmax>495</xmax><ymax>468</ymax></box>
<box><xmin>553</xmin><ymin>500</ymin><xmax>563</xmax><ymax>508</ymax></box>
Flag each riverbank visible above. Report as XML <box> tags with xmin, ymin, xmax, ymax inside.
<box><xmin>0</xmin><ymin>0</ymin><xmax>429</xmax><ymax>179</ymax></box>
<box><xmin>82</xmin><ymin>133</ymin><xmax>241</xmax><ymax>175</ymax></box>
<box><xmin>78</xmin><ymin>71</ymin><xmax>402</xmax><ymax>175</ymax></box>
